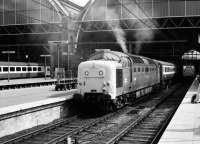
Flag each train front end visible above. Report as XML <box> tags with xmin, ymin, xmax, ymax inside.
<box><xmin>74</xmin><ymin>60</ymin><xmax>121</xmax><ymax>110</ymax></box>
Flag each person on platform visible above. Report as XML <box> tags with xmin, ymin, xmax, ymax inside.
<box><xmin>192</xmin><ymin>75</ymin><xmax>200</xmax><ymax>103</ymax></box>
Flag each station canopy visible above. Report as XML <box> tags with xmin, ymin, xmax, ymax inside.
<box><xmin>77</xmin><ymin>0</ymin><xmax>200</xmax><ymax>62</ymax></box>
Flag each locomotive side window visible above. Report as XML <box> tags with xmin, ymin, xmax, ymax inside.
<box><xmin>3</xmin><ymin>67</ymin><xmax>8</xmax><ymax>72</ymax></box>
<box><xmin>134</xmin><ymin>67</ymin><xmax>136</xmax><ymax>72</ymax></box>
<box><xmin>16</xmin><ymin>67</ymin><xmax>21</xmax><ymax>71</ymax></box>
<box><xmin>138</xmin><ymin>67</ymin><xmax>140</xmax><ymax>72</ymax></box>
<box><xmin>116</xmin><ymin>69</ymin><xmax>123</xmax><ymax>88</ymax></box>
<box><xmin>22</xmin><ymin>67</ymin><xmax>26</xmax><ymax>71</ymax></box>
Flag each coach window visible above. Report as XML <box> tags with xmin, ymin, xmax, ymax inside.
<box><xmin>22</xmin><ymin>67</ymin><xmax>26</xmax><ymax>71</ymax></box>
<box><xmin>38</xmin><ymin>67</ymin><xmax>42</xmax><ymax>71</ymax></box>
<box><xmin>28</xmin><ymin>67</ymin><xmax>32</xmax><ymax>71</ymax></box>
<box><xmin>3</xmin><ymin>67</ymin><xmax>8</xmax><ymax>72</ymax></box>
<box><xmin>16</xmin><ymin>67</ymin><xmax>21</xmax><ymax>71</ymax></box>
<box><xmin>10</xmin><ymin>67</ymin><xmax>15</xmax><ymax>72</ymax></box>
<box><xmin>33</xmin><ymin>67</ymin><xmax>37</xmax><ymax>71</ymax></box>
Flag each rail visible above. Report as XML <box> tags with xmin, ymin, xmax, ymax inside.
<box><xmin>106</xmin><ymin>83</ymin><xmax>188</xmax><ymax>144</ymax></box>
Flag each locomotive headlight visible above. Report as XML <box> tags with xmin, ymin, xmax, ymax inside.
<box><xmin>99</xmin><ymin>70</ymin><xmax>103</xmax><ymax>76</ymax></box>
<box><xmin>85</xmin><ymin>71</ymin><xmax>89</xmax><ymax>76</ymax></box>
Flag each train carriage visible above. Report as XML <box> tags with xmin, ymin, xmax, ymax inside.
<box><xmin>153</xmin><ymin>60</ymin><xmax>176</xmax><ymax>85</ymax></box>
<box><xmin>183</xmin><ymin>65</ymin><xmax>195</xmax><ymax>77</ymax></box>
<box><xmin>0</xmin><ymin>61</ymin><xmax>50</xmax><ymax>79</ymax></box>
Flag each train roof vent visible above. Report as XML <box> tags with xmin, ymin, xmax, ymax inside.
<box><xmin>147</xmin><ymin>59</ymin><xmax>156</xmax><ymax>65</ymax></box>
<box><xmin>130</xmin><ymin>56</ymin><xmax>144</xmax><ymax>64</ymax></box>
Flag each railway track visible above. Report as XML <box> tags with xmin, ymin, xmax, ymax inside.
<box><xmin>1</xmin><ymin>106</ymin><xmax>130</xmax><ymax>144</ymax></box>
<box><xmin>107</xmin><ymin>85</ymin><xmax>187</xmax><ymax>144</ymax></box>
<box><xmin>1</xmin><ymin>82</ymin><xmax>189</xmax><ymax>144</ymax></box>
<box><xmin>70</xmin><ymin>82</ymin><xmax>189</xmax><ymax>144</ymax></box>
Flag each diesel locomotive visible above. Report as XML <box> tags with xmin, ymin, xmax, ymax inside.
<box><xmin>74</xmin><ymin>50</ymin><xmax>176</xmax><ymax>112</ymax></box>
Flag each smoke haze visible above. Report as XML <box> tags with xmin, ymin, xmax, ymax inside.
<box><xmin>87</xmin><ymin>0</ymin><xmax>156</xmax><ymax>54</ymax></box>
<box><xmin>106</xmin><ymin>8</ymin><xmax>128</xmax><ymax>53</ymax></box>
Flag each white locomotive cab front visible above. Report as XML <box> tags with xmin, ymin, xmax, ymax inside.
<box><xmin>77</xmin><ymin>60</ymin><xmax>120</xmax><ymax>100</ymax></box>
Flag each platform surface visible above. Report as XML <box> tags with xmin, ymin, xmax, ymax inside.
<box><xmin>158</xmin><ymin>78</ymin><xmax>200</xmax><ymax>144</ymax></box>
<box><xmin>0</xmin><ymin>78</ymin><xmax>55</xmax><ymax>85</ymax></box>
<box><xmin>0</xmin><ymin>86</ymin><xmax>76</xmax><ymax>115</ymax></box>
<box><xmin>0</xmin><ymin>77</ymin><xmax>75</xmax><ymax>86</ymax></box>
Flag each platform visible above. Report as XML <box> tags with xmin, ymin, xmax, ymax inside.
<box><xmin>158</xmin><ymin>78</ymin><xmax>200</xmax><ymax>144</ymax></box>
<box><xmin>0</xmin><ymin>86</ymin><xmax>77</xmax><ymax>137</ymax></box>
<box><xmin>0</xmin><ymin>77</ymin><xmax>74</xmax><ymax>86</ymax></box>
<box><xmin>0</xmin><ymin>85</ymin><xmax>76</xmax><ymax>109</ymax></box>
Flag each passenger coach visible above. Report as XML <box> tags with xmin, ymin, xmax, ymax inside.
<box><xmin>0</xmin><ymin>61</ymin><xmax>50</xmax><ymax>79</ymax></box>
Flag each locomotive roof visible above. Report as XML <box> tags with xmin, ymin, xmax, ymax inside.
<box><xmin>153</xmin><ymin>59</ymin><xmax>174</xmax><ymax>66</ymax></box>
<box><xmin>89</xmin><ymin>50</ymin><xmax>157</xmax><ymax>65</ymax></box>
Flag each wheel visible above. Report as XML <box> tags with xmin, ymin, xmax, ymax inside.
<box><xmin>105</xmin><ymin>101</ymin><xmax>116</xmax><ymax>113</ymax></box>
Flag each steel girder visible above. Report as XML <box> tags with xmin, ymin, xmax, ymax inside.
<box><xmin>79</xmin><ymin>16</ymin><xmax>200</xmax><ymax>32</ymax></box>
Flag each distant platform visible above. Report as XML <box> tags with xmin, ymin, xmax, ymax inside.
<box><xmin>0</xmin><ymin>77</ymin><xmax>55</xmax><ymax>85</ymax></box>
<box><xmin>0</xmin><ymin>85</ymin><xmax>76</xmax><ymax>109</ymax></box>
<box><xmin>158</xmin><ymin>77</ymin><xmax>200</xmax><ymax>144</ymax></box>
<box><xmin>0</xmin><ymin>77</ymin><xmax>76</xmax><ymax>86</ymax></box>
